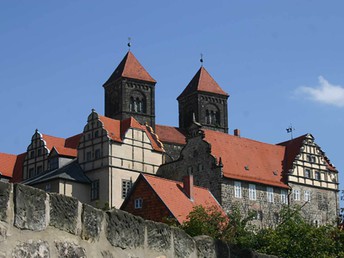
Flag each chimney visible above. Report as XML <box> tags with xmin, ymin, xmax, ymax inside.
<box><xmin>183</xmin><ymin>173</ymin><xmax>194</xmax><ymax>201</ymax></box>
<box><xmin>234</xmin><ymin>129</ymin><xmax>240</xmax><ymax>137</ymax></box>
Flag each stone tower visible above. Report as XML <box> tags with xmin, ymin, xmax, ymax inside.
<box><xmin>177</xmin><ymin>66</ymin><xmax>229</xmax><ymax>133</ymax></box>
<box><xmin>103</xmin><ymin>51</ymin><xmax>156</xmax><ymax>129</ymax></box>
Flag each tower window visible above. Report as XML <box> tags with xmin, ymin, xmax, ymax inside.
<box><xmin>205</xmin><ymin>106</ymin><xmax>220</xmax><ymax>126</ymax></box>
<box><xmin>129</xmin><ymin>96</ymin><xmax>146</xmax><ymax>113</ymax></box>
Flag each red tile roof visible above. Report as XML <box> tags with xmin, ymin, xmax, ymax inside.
<box><xmin>41</xmin><ymin>133</ymin><xmax>80</xmax><ymax>158</ymax></box>
<box><xmin>103</xmin><ymin>51</ymin><xmax>156</xmax><ymax>86</ymax></box>
<box><xmin>203</xmin><ymin>130</ymin><xmax>289</xmax><ymax>188</ymax></box>
<box><xmin>0</xmin><ymin>152</ymin><xmax>17</xmax><ymax>178</ymax></box>
<box><xmin>142</xmin><ymin>174</ymin><xmax>225</xmax><ymax>224</ymax></box>
<box><xmin>97</xmin><ymin>115</ymin><xmax>164</xmax><ymax>152</ymax></box>
<box><xmin>10</xmin><ymin>153</ymin><xmax>26</xmax><ymax>183</ymax></box>
<box><xmin>155</xmin><ymin>125</ymin><xmax>186</xmax><ymax>145</ymax></box>
<box><xmin>178</xmin><ymin>67</ymin><xmax>228</xmax><ymax>100</ymax></box>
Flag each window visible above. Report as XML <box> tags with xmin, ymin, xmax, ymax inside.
<box><xmin>28</xmin><ymin>168</ymin><xmax>34</xmax><ymax>178</ymax></box>
<box><xmin>134</xmin><ymin>198</ymin><xmax>143</xmax><ymax>209</ymax></box>
<box><xmin>36</xmin><ymin>165</ymin><xmax>43</xmax><ymax>174</ymax></box>
<box><xmin>49</xmin><ymin>157</ymin><xmax>58</xmax><ymax>170</ymax></box>
<box><xmin>91</xmin><ymin>180</ymin><xmax>99</xmax><ymax>201</ymax></box>
<box><xmin>267</xmin><ymin>187</ymin><xmax>274</xmax><ymax>203</ymax></box>
<box><xmin>95</xmin><ymin>149</ymin><xmax>101</xmax><ymax>159</ymax></box>
<box><xmin>311</xmin><ymin>156</ymin><xmax>316</xmax><ymax>163</ymax></box>
<box><xmin>94</xmin><ymin>130</ymin><xmax>99</xmax><ymax>138</ymax></box>
<box><xmin>304</xmin><ymin>190</ymin><xmax>311</xmax><ymax>202</ymax></box>
<box><xmin>315</xmin><ymin>171</ymin><xmax>321</xmax><ymax>180</ymax></box>
<box><xmin>86</xmin><ymin>151</ymin><xmax>92</xmax><ymax>161</ymax></box>
<box><xmin>37</xmin><ymin>148</ymin><xmax>42</xmax><ymax>156</ymax></box>
<box><xmin>249</xmin><ymin>184</ymin><xmax>256</xmax><ymax>200</ymax></box>
<box><xmin>129</xmin><ymin>95</ymin><xmax>146</xmax><ymax>113</ymax></box>
<box><xmin>281</xmin><ymin>189</ymin><xmax>288</xmax><ymax>204</ymax></box>
<box><xmin>234</xmin><ymin>181</ymin><xmax>242</xmax><ymax>198</ymax></box>
<box><xmin>307</xmin><ymin>155</ymin><xmax>312</xmax><ymax>162</ymax></box>
<box><xmin>304</xmin><ymin>169</ymin><xmax>311</xmax><ymax>178</ymax></box>
<box><xmin>122</xmin><ymin>179</ymin><xmax>132</xmax><ymax>199</ymax></box>
<box><xmin>29</xmin><ymin>150</ymin><xmax>34</xmax><ymax>158</ymax></box>
<box><xmin>45</xmin><ymin>184</ymin><xmax>51</xmax><ymax>192</ymax></box>
<box><xmin>293</xmin><ymin>189</ymin><xmax>300</xmax><ymax>201</ymax></box>
<box><xmin>205</xmin><ymin>109</ymin><xmax>220</xmax><ymax>125</ymax></box>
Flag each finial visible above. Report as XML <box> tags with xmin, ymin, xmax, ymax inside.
<box><xmin>200</xmin><ymin>53</ymin><xmax>204</xmax><ymax>66</ymax></box>
<box><xmin>286</xmin><ymin>124</ymin><xmax>295</xmax><ymax>140</ymax></box>
<box><xmin>91</xmin><ymin>108</ymin><xmax>95</xmax><ymax>113</ymax></box>
<box><xmin>127</xmin><ymin>37</ymin><xmax>131</xmax><ymax>50</ymax></box>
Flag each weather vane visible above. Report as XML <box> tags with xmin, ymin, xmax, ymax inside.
<box><xmin>200</xmin><ymin>53</ymin><xmax>204</xmax><ymax>66</ymax></box>
<box><xmin>127</xmin><ymin>37</ymin><xmax>131</xmax><ymax>50</ymax></box>
<box><xmin>286</xmin><ymin>124</ymin><xmax>295</xmax><ymax>139</ymax></box>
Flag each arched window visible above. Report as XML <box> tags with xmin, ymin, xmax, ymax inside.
<box><xmin>129</xmin><ymin>91</ymin><xmax>146</xmax><ymax>114</ymax></box>
<box><xmin>205</xmin><ymin>105</ymin><xmax>220</xmax><ymax>126</ymax></box>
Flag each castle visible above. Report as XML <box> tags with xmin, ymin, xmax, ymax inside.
<box><xmin>0</xmin><ymin>50</ymin><xmax>339</xmax><ymax>227</ymax></box>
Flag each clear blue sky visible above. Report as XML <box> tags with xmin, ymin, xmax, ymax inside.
<box><xmin>1</xmin><ymin>1</ymin><xmax>343</xmax><ymax>200</ymax></box>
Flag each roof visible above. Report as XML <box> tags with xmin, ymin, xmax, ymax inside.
<box><xmin>0</xmin><ymin>152</ymin><xmax>17</xmax><ymax>178</ymax></box>
<box><xmin>155</xmin><ymin>125</ymin><xmax>186</xmax><ymax>145</ymax></box>
<box><xmin>178</xmin><ymin>66</ymin><xmax>228</xmax><ymax>100</ymax></box>
<box><xmin>23</xmin><ymin>159</ymin><xmax>91</xmax><ymax>185</ymax></box>
<box><xmin>41</xmin><ymin>133</ymin><xmax>81</xmax><ymax>158</ymax></box>
<box><xmin>97</xmin><ymin>115</ymin><xmax>164</xmax><ymax>152</ymax></box>
<box><xmin>141</xmin><ymin>174</ymin><xmax>224</xmax><ymax>224</ymax></box>
<box><xmin>103</xmin><ymin>51</ymin><xmax>156</xmax><ymax>86</ymax></box>
<box><xmin>203</xmin><ymin>130</ymin><xmax>289</xmax><ymax>188</ymax></box>
<box><xmin>278</xmin><ymin>134</ymin><xmax>337</xmax><ymax>172</ymax></box>
<box><xmin>10</xmin><ymin>153</ymin><xmax>26</xmax><ymax>183</ymax></box>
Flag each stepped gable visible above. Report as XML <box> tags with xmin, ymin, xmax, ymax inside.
<box><xmin>141</xmin><ymin>174</ymin><xmax>224</xmax><ymax>224</ymax></box>
<box><xmin>178</xmin><ymin>66</ymin><xmax>228</xmax><ymax>100</ymax></box>
<box><xmin>98</xmin><ymin>115</ymin><xmax>164</xmax><ymax>152</ymax></box>
<box><xmin>278</xmin><ymin>134</ymin><xmax>337</xmax><ymax>172</ymax></box>
<box><xmin>0</xmin><ymin>153</ymin><xmax>17</xmax><ymax>178</ymax></box>
<box><xmin>155</xmin><ymin>125</ymin><xmax>186</xmax><ymax>145</ymax></box>
<box><xmin>103</xmin><ymin>51</ymin><xmax>156</xmax><ymax>86</ymax></box>
<box><xmin>203</xmin><ymin>129</ymin><xmax>288</xmax><ymax>188</ymax></box>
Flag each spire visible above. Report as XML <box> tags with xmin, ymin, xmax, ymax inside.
<box><xmin>177</xmin><ymin>66</ymin><xmax>228</xmax><ymax>100</ymax></box>
<box><xmin>103</xmin><ymin>51</ymin><xmax>156</xmax><ymax>87</ymax></box>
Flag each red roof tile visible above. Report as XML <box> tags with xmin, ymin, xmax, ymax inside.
<box><xmin>178</xmin><ymin>67</ymin><xmax>228</xmax><ymax>100</ymax></box>
<box><xmin>103</xmin><ymin>51</ymin><xmax>156</xmax><ymax>86</ymax></box>
<box><xmin>203</xmin><ymin>130</ymin><xmax>288</xmax><ymax>188</ymax></box>
<box><xmin>0</xmin><ymin>152</ymin><xmax>17</xmax><ymax>178</ymax></box>
<box><xmin>97</xmin><ymin>115</ymin><xmax>164</xmax><ymax>152</ymax></box>
<box><xmin>142</xmin><ymin>174</ymin><xmax>224</xmax><ymax>224</ymax></box>
<box><xmin>10</xmin><ymin>153</ymin><xmax>25</xmax><ymax>183</ymax></box>
<box><xmin>155</xmin><ymin>125</ymin><xmax>186</xmax><ymax>145</ymax></box>
<box><xmin>41</xmin><ymin>133</ymin><xmax>80</xmax><ymax>158</ymax></box>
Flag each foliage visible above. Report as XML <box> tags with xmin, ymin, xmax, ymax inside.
<box><xmin>180</xmin><ymin>205</ymin><xmax>344</xmax><ymax>257</ymax></box>
<box><xmin>181</xmin><ymin>205</ymin><xmax>228</xmax><ymax>240</ymax></box>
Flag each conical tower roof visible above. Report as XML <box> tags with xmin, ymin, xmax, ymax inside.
<box><xmin>103</xmin><ymin>51</ymin><xmax>156</xmax><ymax>86</ymax></box>
<box><xmin>177</xmin><ymin>67</ymin><xmax>228</xmax><ymax>100</ymax></box>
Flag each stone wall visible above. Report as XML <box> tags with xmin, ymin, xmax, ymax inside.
<box><xmin>0</xmin><ymin>181</ymin><xmax>276</xmax><ymax>258</ymax></box>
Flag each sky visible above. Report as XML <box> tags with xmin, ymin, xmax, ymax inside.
<box><xmin>1</xmin><ymin>1</ymin><xmax>343</xmax><ymax>201</ymax></box>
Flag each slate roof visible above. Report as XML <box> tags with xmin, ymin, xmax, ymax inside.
<box><xmin>178</xmin><ymin>66</ymin><xmax>228</xmax><ymax>100</ymax></box>
<box><xmin>103</xmin><ymin>51</ymin><xmax>156</xmax><ymax>86</ymax></box>
<box><xmin>98</xmin><ymin>115</ymin><xmax>164</xmax><ymax>152</ymax></box>
<box><xmin>155</xmin><ymin>125</ymin><xmax>186</xmax><ymax>145</ymax></box>
<box><xmin>23</xmin><ymin>159</ymin><xmax>91</xmax><ymax>185</ymax></box>
<box><xmin>203</xmin><ymin>129</ymin><xmax>289</xmax><ymax>188</ymax></box>
<box><xmin>140</xmin><ymin>174</ymin><xmax>225</xmax><ymax>224</ymax></box>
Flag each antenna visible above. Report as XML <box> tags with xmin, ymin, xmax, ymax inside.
<box><xmin>200</xmin><ymin>53</ymin><xmax>204</xmax><ymax>66</ymax></box>
<box><xmin>127</xmin><ymin>37</ymin><xmax>131</xmax><ymax>50</ymax></box>
<box><xmin>286</xmin><ymin>124</ymin><xmax>295</xmax><ymax>139</ymax></box>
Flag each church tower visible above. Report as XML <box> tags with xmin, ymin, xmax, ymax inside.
<box><xmin>103</xmin><ymin>51</ymin><xmax>157</xmax><ymax>129</ymax></box>
<box><xmin>177</xmin><ymin>66</ymin><xmax>229</xmax><ymax>133</ymax></box>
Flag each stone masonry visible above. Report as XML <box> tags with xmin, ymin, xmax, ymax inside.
<box><xmin>0</xmin><ymin>181</ymin><xmax>277</xmax><ymax>258</ymax></box>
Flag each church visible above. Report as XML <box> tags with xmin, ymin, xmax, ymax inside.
<box><xmin>0</xmin><ymin>49</ymin><xmax>339</xmax><ymax>227</ymax></box>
